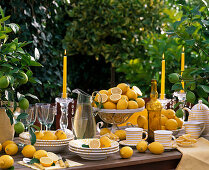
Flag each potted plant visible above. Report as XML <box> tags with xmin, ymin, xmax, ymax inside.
<box><xmin>0</xmin><ymin>8</ymin><xmax>41</xmax><ymax>144</ymax></box>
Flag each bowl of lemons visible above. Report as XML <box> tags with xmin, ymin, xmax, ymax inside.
<box><xmin>93</xmin><ymin>83</ymin><xmax>145</xmax><ymax>132</ymax></box>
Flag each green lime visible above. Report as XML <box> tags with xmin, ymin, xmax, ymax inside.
<box><xmin>186</xmin><ymin>91</ymin><xmax>196</xmax><ymax>103</ymax></box>
<box><xmin>168</xmin><ymin>73</ymin><xmax>179</xmax><ymax>83</ymax></box>
<box><xmin>0</xmin><ymin>76</ymin><xmax>9</xmax><ymax>89</ymax></box>
<box><xmin>18</xmin><ymin>71</ymin><xmax>28</xmax><ymax>84</ymax></box>
<box><xmin>19</xmin><ymin>98</ymin><xmax>29</xmax><ymax>110</ymax></box>
<box><xmin>176</xmin><ymin>108</ymin><xmax>184</xmax><ymax>118</ymax></box>
<box><xmin>14</xmin><ymin>122</ymin><xmax>25</xmax><ymax>134</ymax></box>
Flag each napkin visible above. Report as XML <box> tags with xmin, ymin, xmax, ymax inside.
<box><xmin>176</xmin><ymin>137</ymin><xmax>209</xmax><ymax>170</ymax></box>
<box><xmin>18</xmin><ymin>159</ymin><xmax>83</xmax><ymax>170</ymax></box>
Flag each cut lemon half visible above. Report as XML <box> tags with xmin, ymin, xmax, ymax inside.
<box><xmin>110</xmin><ymin>94</ymin><xmax>121</xmax><ymax>103</ymax></box>
<box><xmin>89</xmin><ymin>139</ymin><xmax>101</xmax><ymax>149</ymax></box>
<box><xmin>111</xmin><ymin>87</ymin><xmax>122</xmax><ymax>95</ymax></box>
<box><xmin>40</xmin><ymin>157</ymin><xmax>53</xmax><ymax>167</ymax></box>
<box><xmin>97</xmin><ymin>93</ymin><xmax>108</xmax><ymax>103</ymax></box>
<box><xmin>132</xmin><ymin>86</ymin><xmax>142</xmax><ymax>96</ymax></box>
<box><xmin>47</xmin><ymin>152</ymin><xmax>59</xmax><ymax>163</ymax></box>
<box><xmin>99</xmin><ymin>90</ymin><xmax>108</xmax><ymax>95</ymax></box>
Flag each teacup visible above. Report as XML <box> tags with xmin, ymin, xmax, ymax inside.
<box><xmin>125</xmin><ymin>128</ymin><xmax>148</xmax><ymax>144</ymax></box>
<box><xmin>184</xmin><ymin>121</ymin><xmax>205</xmax><ymax>139</ymax></box>
<box><xmin>154</xmin><ymin>130</ymin><xmax>176</xmax><ymax>149</ymax></box>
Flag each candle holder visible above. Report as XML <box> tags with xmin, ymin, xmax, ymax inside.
<box><xmin>158</xmin><ymin>94</ymin><xmax>171</xmax><ymax>109</ymax></box>
<box><xmin>55</xmin><ymin>93</ymin><xmax>73</xmax><ymax>131</ymax></box>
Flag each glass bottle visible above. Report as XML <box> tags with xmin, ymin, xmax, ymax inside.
<box><xmin>146</xmin><ymin>79</ymin><xmax>162</xmax><ymax>142</ymax></box>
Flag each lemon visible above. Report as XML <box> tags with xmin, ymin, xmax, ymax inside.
<box><xmin>137</xmin><ymin>115</ymin><xmax>148</xmax><ymax>129</ymax></box>
<box><xmin>161</xmin><ymin>126</ymin><xmax>166</xmax><ymax>130</ymax></box>
<box><xmin>0</xmin><ymin>155</ymin><xmax>14</xmax><ymax>169</ymax></box>
<box><xmin>5</xmin><ymin>143</ymin><xmax>18</xmax><ymax>156</ymax></box>
<box><xmin>165</xmin><ymin>119</ymin><xmax>178</xmax><ymax>130</ymax></box>
<box><xmin>161</xmin><ymin>115</ymin><xmax>168</xmax><ymax>126</ymax></box>
<box><xmin>111</xmin><ymin>87</ymin><xmax>122</xmax><ymax>95</ymax></box>
<box><xmin>19</xmin><ymin>98</ymin><xmax>29</xmax><ymax>110</ymax></box>
<box><xmin>125</xmin><ymin>89</ymin><xmax>137</xmax><ymax>100</ymax></box>
<box><xmin>18</xmin><ymin>71</ymin><xmax>28</xmax><ymax>84</ymax></box>
<box><xmin>99</xmin><ymin>90</ymin><xmax>108</xmax><ymax>95</ymax></box>
<box><xmin>40</xmin><ymin>157</ymin><xmax>53</xmax><ymax>167</ymax></box>
<box><xmin>47</xmin><ymin>152</ymin><xmax>59</xmax><ymax>163</ymax></box>
<box><xmin>120</xmin><ymin>146</ymin><xmax>133</xmax><ymax>158</ymax></box>
<box><xmin>174</xmin><ymin>116</ymin><xmax>183</xmax><ymax>129</ymax></box>
<box><xmin>117</xmin><ymin>98</ymin><xmax>128</xmax><ymax>110</ymax></box>
<box><xmin>33</xmin><ymin>150</ymin><xmax>48</xmax><ymax>160</ymax></box>
<box><xmin>168</xmin><ymin>73</ymin><xmax>179</xmax><ymax>83</ymax></box>
<box><xmin>166</xmin><ymin>109</ymin><xmax>176</xmax><ymax>119</ymax></box>
<box><xmin>0</xmin><ymin>76</ymin><xmax>9</xmax><ymax>89</ymax></box>
<box><xmin>132</xmin><ymin>86</ymin><xmax>142</xmax><ymax>96</ymax></box>
<box><xmin>42</xmin><ymin>131</ymin><xmax>57</xmax><ymax>140</ymax></box>
<box><xmin>35</xmin><ymin>131</ymin><xmax>44</xmax><ymax>140</ymax></box>
<box><xmin>22</xmin><ymin>145</ymin><xmax>36</xmax><ymax>158</ymax></box>
<box><xmin>161</xmin><ymin>108</ymin><xmax>167</xmax><ymax>116</ymax></box>
<box><xmin>97</xmin><ymin>93</ymin><xmax>108</xmax><ymax>103</ymax></box>
<box><xmin>100</xmin><ymin>128</ymin><xmax>111</xmax><ymax>136</ymax></box>
<box><xmin>100</xmin><ymin>136</ymin><xmax>111</xmax><ymax>148</ymax></box>
<box><xmin>148</xmin><ymin>142</ymin><xmax>164</xmax><ymax>154</ymax></box>
<box><xmin>128</xmin><ymin>101</ymin><xmax>138</xmax><ymax>109</ymax></box>
<box><xmin>136</xmin><ymin>98</ymin><xmax>145</xmax><ymax>108</ymax></box>
<box><xmin>55</xmin><ymin>130</ymin><xmax>67</xmax><ymax>140</ymax></box>
<box><xmin>114</xmin><ymin>130</ymin><xmax>126</xmax><ymax>140</ymax></box>
<box><xmin>109</xmin><ymin>94</ymin><xmax>121</xmax><ymax>103</ymax></box>
<box><xmin>14</xmin><ymin>122</ymin><xmax>25</xmax><ymax>134</ymax></box>
<box><xmin>89</xmin><ymin>139</ymin><xmax>100</xmax><ymax>148</ymax></box>
<box><xmin>108</xmin><ymin>88</ymin><xmax>112</xmax><ymax>95</ymax></box>
<box><xmin>0</xmin><ymin>144</ymin><xmax>2</xmax><ymax>152</ymax></box>
<box><xmin>136</xmin><ymin>141</ymin><xmax>148</xmax><ymax>153</ymax></box>
<box><xmin>2</xmin><ymin>141</ymin><xmax>15</xmax><ymax>150</ymax></box>
<box><xmin>121</xmin><ymin>95</ymin><xmax>129</xmax><ymax>101</ymax></box>
<box><xmin>103</xmin><ymin>101</ymin><xmax>116</xmax><ymax>109</ymax></box>
<box><xmin>117</xmin><ymin>83</ymin><xmax>129</xmax><ymax>94</ymax></box>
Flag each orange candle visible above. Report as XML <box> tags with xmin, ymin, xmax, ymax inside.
<box><xmin>181</xmin><ymin>47</ymin><xmax>185</xmax><ymax>93</ymax></box>
<box><xmin>62</xmin><ymin>50</ymin><xmax>67</xmax><ymax>98</ymax></box>
<box><xmin>160</xmin><ymin>54</ymin><xmax>165</xmax><ymax>99</ymax></box>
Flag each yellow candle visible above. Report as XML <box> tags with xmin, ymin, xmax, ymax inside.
<box><xmin>181</xmin><ymin>47</ymin><xmax>185</xmax><ymax>93</ymax></box>
<box><xmin>160</xmin><ymin>53</ymin><xmax>165</xmax><ymax>99</ymax></box>
<box><xmin>62</xmin><ymin>49</ymin><xmax>67</xmax><ymax>98</ymax></box>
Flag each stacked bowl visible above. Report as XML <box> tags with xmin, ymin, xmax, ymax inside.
<box><xmin>69</xmin><ymin>139</ymin><xmax>119</xmax><ymax>160</ymax></box>
<box><xmin>19</xmin><ymin>131</ymin><xmax>74</xmax><ymax>152</ymax></box>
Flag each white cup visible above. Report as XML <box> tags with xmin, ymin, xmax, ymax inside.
<box><xmin>154</xmin><ymin>130</ymin><xmax>176</xmax><ymax>149</ymax></box>
<box><xmin>125</xmin><ymin>128</ymin><xmax>148</xmax><ymax>144</ymax></box>
<box><xmin>184</xmin><ymin>121</ymin><xmax>205</xmax><ymax>139</ymax></box>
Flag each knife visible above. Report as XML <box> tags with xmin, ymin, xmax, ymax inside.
<box><xmin>63</xmin><ymin>158</ymin><xmax>70</xmax><ymax>168</ymax></box>
<box><xmin>58</xmin><ymin>155</ymin><xmax>65</xmax><ymax>167</ymax></box>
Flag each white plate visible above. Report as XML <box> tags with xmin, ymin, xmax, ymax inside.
<box><xmin>69</xmin><ymin>146</ymin><xmax>119</xmax><ymax>154</ymax></box>
<box><xmin>93</xmin><ymin>107</ymin><xmax>145</xmax><ymax>113</ymax></box>
<box><xmin>69</xmin><ymin>145</ymin><xmax>118</xmax><ymax>153</ymax></box>
<box><xmin>69</xmin><ymin>139</ymin><xmax>119</xmax><ymax>151</ymax></box>
<box><xmin>119</xmin><ymin>140</ymin><xmax>137</xmax><ymax>147</ymax></box>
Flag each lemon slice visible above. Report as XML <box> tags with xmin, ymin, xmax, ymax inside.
<box><xmin>89</xmin><ymin>139</ymin><xmax>101</xmax><ymax>149</ymax></box>
<box><xmin>132</xmin><ymin>86</ymin><xmax>142</xmax><ymax>96</ymax></box>
<box><xmin>111</xmin><ymin>87</ymin><xmax>122</xmax><ymax>95</ymax></box>
<box><xmin>110</xmin><ymin>94</ymin><xmax>121</xmax><ymax>103</ymax></box>
<box><xmin>47</xmin><ymin>152</ymin><xmax>59</xmax><ymax>163</ymax></box>
<box><xmin>40</xmin><ymin>157</ymin><xmax>53</xmax><ymax>167</ymax></box>
<box><xmin>97</xmin><ymin>93</ymin><xmax>108</xmax><ymax>103</ymax></box>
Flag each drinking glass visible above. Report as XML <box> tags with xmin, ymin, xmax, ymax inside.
<box><xmin>20</xmin><ymin>106</ymin><xmax>35</xmax><ymax>131</ymax></box>
<box><xmin>35</xmin><ymin>103</ymin><xmax>50</xmax><ymax>131</ymax></box>
<box><xmin>45</xmin><ymin>106</ymin><xmax>56</xmax><ymax>130</ymax></box>
<box><xmin>71</xmin><ymin>117</ymin><xmax>88</xmax><ymax>139</ymax></box>
<box><xmin>40</xmin><ymin>105</ymin><xmax>50</xmax><ymax>130</ymax></box>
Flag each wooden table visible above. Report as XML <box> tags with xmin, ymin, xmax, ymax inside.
<box><xmin>6</xmin><ymin>139</ymin><xmax>182</xmax><ymax>170</ymax></box>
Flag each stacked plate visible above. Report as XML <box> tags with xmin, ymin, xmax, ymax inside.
<box><xmin>68</xmin><ymin>139</ymin><xmax>119</xmax><ymax>160</ymax></box>
<box><xmin>19</xmin><ymin>131</ymin><xmax>74</xmax><ymax>152</ymax></box>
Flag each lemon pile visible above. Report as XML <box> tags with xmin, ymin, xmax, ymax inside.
<box><xmin>93</xmin><ymin>83</ymin><xmax>144</xmax><ymax>110</ymax></box>
<box><xmin>100</xmin><ymin>128</ymin><xmax>126</xmax><ymax>141</ymax></box>
<box><xmin>35</xmin><ymin>130</ymin><xmax>67</xmax><ymax>140</ymax></box>
<box><xmin>161</xmin><ymin>109</ymin><xmax>183</xmax><ymax>130</ymax></box>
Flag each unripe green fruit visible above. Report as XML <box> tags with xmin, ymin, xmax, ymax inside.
<box><xmin>168</xmin><ymin>73</ymin><xmax>180</xmax><ymax>83</ymax></box>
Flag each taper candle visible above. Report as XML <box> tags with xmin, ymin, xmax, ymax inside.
<box><xmin>181</xmin><ymin>47</ymin><xmax>185</xmax><ymax>93</ymax></box>
<box><xmin>62</xmin><ymin>49</ymin><xmax>67</xmax><ymax>98</ymax></box>
<box><xmin>160</xmin><ymin>53</ymin><xmax>165</xmax><ymax>99</ymax></box>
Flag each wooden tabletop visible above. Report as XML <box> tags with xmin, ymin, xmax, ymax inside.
<box><xmin>5</xmin><ymin>141</ymin><xmax>182</xmax><ymax>170</ymax></box>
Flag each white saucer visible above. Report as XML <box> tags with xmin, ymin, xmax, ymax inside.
<box><xmin>119</xmin><ymin>140</ymin><xmax>137</xmax><ymax>147</ymax></box>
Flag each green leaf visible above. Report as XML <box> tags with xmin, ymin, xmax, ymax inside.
<box><xmin>198</xmin><ymin>85</ymin><xmax>209</xmax><ymax>93</ymax></box>
<box><xmin>186</xmin><ymin>26</ymin><xmax>196</xmax><ymax>35</ymax></box>
<box><xmin>171</xmin><ymin>83</ymin><xmax>183</xmax><ymax>91</ymax></box>
<box><xmin>28</xmin><ymin>158</ymin><xmax>40</xmax><ymax>165</ymax></box>
<box><xmin>25</xmin><ymin>93</ymin><xmax>39</xmax><ymax>100</ymax></box>
<box><xmin>17</xmin><ymin>113</ymin><xmax>28</xmax><ymax>122</ymax></box>
<box><xmin>52</xmin><ymin>163</ymin><xmax>55</xmax><ymax>166</ymax></box>
<box><xmin>0</xmin><ymin>16</ymin><xmax>10</xmax><ymax>22</ymax></box>
<box><xmin>6</xmin><ymin>109</ymin><xmax>14</xmax><ymax>125</ymax></box>
<box><xmin>174</xmin><ymin>102</ymin><xmax>183</xmax><ymax>110</ymax></box>
<box><xmin>7</xmin><ymin>23</ymin><xmax>20</xmax><ymax>34</ymax></box>
<box><xmin>185</xmin><ymin>39</ymin><xmax>195</xmax><ymax>45</ymax></box>
<box><xmin>29</xmin><ymin>61</ymin><xmax>43</xmax><ymax>67</ymax></box>
<box><xmin>82</xmin><ymin>144</ymin><xmax>89</xmax><ymax>148</ymax></box>
<box><xmin>29</xmin><ymin>127</ymin><xmax>36</xmax><ymax>145</ymax></box>
<box><xmin>30</xmin><ymin>125</ymin><xmax>40</xmax><ymax>131</ymax></box>
<box><xmin>8</xmin><ymin>166</ymin><xmax>14</xmax><ymax>170</ymax></box>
